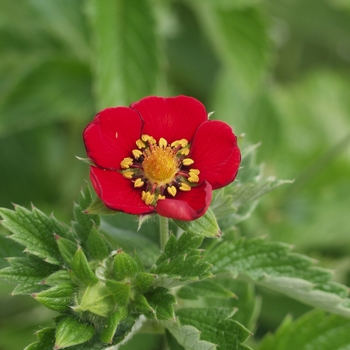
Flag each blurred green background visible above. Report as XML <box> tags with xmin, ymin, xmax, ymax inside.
<box><xmin>1</xmin><ymin>0</ymin><xmax>350</xmax><ymax>348</ymax></box>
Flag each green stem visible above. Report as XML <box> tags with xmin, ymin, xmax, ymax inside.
<box><xmin>159</xmin><ymin>215</ymin><xmax>169</xmax><ymax>251</ymax></box>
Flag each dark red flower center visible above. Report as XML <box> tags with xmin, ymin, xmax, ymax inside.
<box><xmin>120</xmin><ymin>134</ymin><xmax>200</xmax><ymax>206</ymax></box>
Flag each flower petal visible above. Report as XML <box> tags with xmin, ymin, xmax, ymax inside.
<box><xmin>189</xmin><ymin>120</ymin><xmax>241</xmax><ymax>190</ymax></box>
<box><xmin>83</xmin><ymin>107</ymin><xmax>143</xmax><ymax>169</ymax></box>
<box><xmin>156</xmin><ymin>182</ymin><xmax>212</xmax><ymax>221</ymax></box>
<box><xmin>90</xmin><ymin>167</ymin><xmax>154</xmax><ymax>215</ymax></box>
<box><xmin>130</xmin><ymin>95</ymin><xmax>208</xmax><ymax>143</ymax></box>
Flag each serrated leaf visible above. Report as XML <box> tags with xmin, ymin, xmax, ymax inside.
<box><xmin>55</xmin><ymin>316</ymin><xmax>95</xmax><ymax>349</ymax></box>
<box><xmin>145</xmin><ymin>287</ymin><xmax>177</xmax><ymax>321</ymax></box>
<box><xmin>87</xmin><ymin>0</ymin><xmax>160</xmax><ymax>108</ymax></box>
<box><xmin>56</xmin><ymin>235</ymin><xmax>78</xmax><ymax>267</ymax></box>
<box><xmin>44</xmin><ymin>270</ymin><xmax>71</xmax><ymax>286</ymax></box>
<box><xmin>33</xmin><ymin>283</ymin><xmax>75</xmax><ymax>312</ymax></box>
<box><xmin>163</xmin><ymin>321</ymin><xmax>216</xmax><ymax>350</ymax></box>
<box><xmin>204</xmin><ymin>238</ymin><xmax>350</xmax><ymax>318</ymax></box>
<box><xmin>174</xmin><ymin>208</ymin><xmax>221</xmax><ymax>238</ymax></box>
<box><xmin>24</xmin><ymin>327</ymin><xmax>56</xmax><ymax>350</ymax></box>
<box><xmin>0</xmin><ymin>254</ymin><xmax>58</xmax><ymax>295</ymax></box>
<box><xmin>113</xmin><ymin>249</ymin><xmax>139</xmax><ymax>281</ymax></box>
<box><xmin>259</xmin><ymin>310</ymin><xmax>350</xmax><ymax>350</ymax></box>
<box><xmin>100</xmin><ymin>306</ymin><xmax>128</xmax><ymax>344</ymax></box>
<box><xmin>151</xmin><ymin>233</ymin><xmax>212</xmax><ymax>288</ymax></box>
<box><xmin>177</xmin><ymin>280</ymin><xmax>236</xmax><ymax>300</ymax></box>
<box><xmin>0</xmin><ymin>205</ymin><xmax>70</xmax><ymax>265</ymax></box>
<box><xmin>86</xmin><ymin>226</ymin><xmax>110</xmax><ymax>261</ymax></box>
<box><xmin>176</xmin><ymin>308</ymin><xmax>252</xmax><ymax>350</ymax></box>
<box><xmin>71</xmin><ymin>248</ymin><xmax>99</xmax><ymax>285</ymax></box>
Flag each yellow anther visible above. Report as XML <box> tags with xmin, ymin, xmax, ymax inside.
<box><xmin>120</xmin><ymin>157</ymin><xmax>133</xmax><ymax>169</ymax></box>
<box><xmin>142</xmin><ymin>191</ymin><xmax>154</xmax><ymax>205</ymax></box>
<box><xmin>132</xmin><ymin>149</ymin><xmax>143</xmax><ymax>159</ymax></box>
<box><xmin>141</xmin><ymin>134</ymin><xmax>156</xmax><ymax>144</ymax></box>
<box><xmin>179</xmin><ymin>182</ymin><xmax>191</xmax><ymax>191</ymax></box>
<box><xmin>182</xmin><ymin>158</ymin><xmax>194</xmax><ymax>166</ymax></box>
<box><xmin>136</xmin><ymin>139</ymin><xmax>146</xmax><ymax>149</ymax></box>
<box><xmin>134</xmin><ymin>178</ymin><xmax>144</xmax><ymax>188</ymax></box>
<box><xmin>189</xmin><ymin>169</ymin><xmax>200</xmax><ymax>175</ymax></box>
<box><xmin>158</xmin><ymin>195</ymin><xmax>166</xmax><ymax>200</ymax></box>
<box><xmin>178</xmin><ymin>147</ymin><xmax>190</xmax><ymax>156</ymax></box>
<box><xmin>122</xmin><ymin>171</ymin><xmax>134</xmax><ymax>179</ymax></box>
<box><xmin>159</xmin><ymin>137</ymin><xmax>167</xmax><ymax>148</ymax></box>
<box><xmin>188</xmin><ymin>173</ymin><xmax>199</xmax><ymax>183</ymax></box>
<box><xmin>167</xmin><ymin>186</ymin><xmax>177</xmax><ymax>197</ymax></box>
<box><xmin>171</xmin><ymin>139</ymin><xmax>188</xmax><ymax>148</ymax></box>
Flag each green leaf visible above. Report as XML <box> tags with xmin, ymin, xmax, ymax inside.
<box><xmin>176</xmin><ymin>308</ymin><xmax>252</xmax><ymax>350</ymax></box>
<box><xmin>205</xmin><ymin>238</ymin><xmax>350</xmax><ymax>318</ymax></box>
<box><xmin>71</xmin><ymin>248</ymin><xmax>99</xmax><ymax>285</ymax></box>
<box><xmin>55</xmin><ymin>316</ymin><xmax>95</xmax><ymax>349</ymax></box>
<box><xmin>113</xmin><ymin>249</ymin><xmax>139</xmax><ymax>281</ymax></box>
<box><xmin>151</xmin><ymin>233</ymin><xmax>212</xmax><ymax>288</ymax></box>
<box><xmin>55</xmin><ymin>235</ymin><xmax>78</xmax><ymax>267</ymax></box>
<box><xmin>87</xmin><ymin>0</ymin><xmax>161</xmax><ymax>108</ymax></box>
<box><xmin>73</xmin><ymin>187</ymin><xmax>100</xmax><ymax>243</ymax></box>
<box><xmin>163</xmin><ymin>321</ymin><xmax>216</xmax><ymax>350</ymax></box>
<box><xmin>86</xmin><ymin>226</ymin><xmax>110</xmax><ymax>261</ymax></box>
<box><xmin>145</xmin><ymin>287</ymin><xmax>177</xmax><ymax>321</ymax></box>
<box><xmin>177</xmin><ymin>280</ymin><xmax>236</xmax><ymax>300</ymax></box>
<box><xmin>24</xmin><ymin>327</ymin><xmax>56</xmax><ymax>350</ymax></box>
<box><xmin>173</xmin><ymin>208</ymin><xmax>222</xmax><ymax>238</ymax></box>
<box><xmin>132</xmin><ymin>272</ymin><xmax>157</xmax><ymax>293</ymax></box>
<box><xmin>33</xmin><ymin>283</ymin><xmax>75</xmax><ymax>312</ymax></box>
<box><xmin>44</xmin><ymin>270</ymin><xmax>71</xmax><ymax>286</ymax></box>
<box><xmin>106</xmin><ymin>280</ymin><xmax>131</xmax><ymax>306</ymax></box>
<box><xmin>0</xmin><ymin>205</ymin><xmax>70</xmax><ymax>265</ymax></box>
<box><xmin>0</xmin><ymin>254</ymin><xmax>58</xmax><ymax>295</ymax></box>
<box><xmin>259</xmin><ymin>310</ymin><xmax>350</xmax><ymax>350</ymax></box>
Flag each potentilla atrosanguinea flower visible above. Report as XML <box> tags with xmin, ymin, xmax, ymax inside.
<box><xmin>83</xmin><ymin>95</ymin><xmax>241</xmax><ymax>221</ymax></box>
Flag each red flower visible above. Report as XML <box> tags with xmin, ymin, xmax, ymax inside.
<box><xmin>83</xmin><ymin>96</ymin><xmax>240</xmax><ymax>221</ymax></box>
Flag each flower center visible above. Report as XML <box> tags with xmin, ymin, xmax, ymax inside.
<box><xmin>119</xmin><ymin>135</ymin><xmax>200</xmax><ymax>206</ymax></box>
<box><xmin>142</xmin><ymin>146</ymin><xmax>179</xmax><ymax>186</ymax></box>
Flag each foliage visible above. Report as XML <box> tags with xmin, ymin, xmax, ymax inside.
<box><xmin>1</xmin><ymin>0</ymin><xmax>350</xmax><ymax>349</ymax></box>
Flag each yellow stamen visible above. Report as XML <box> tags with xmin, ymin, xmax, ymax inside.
<box><xmin>182</xmin><ymin>158</ymin><xmax>194</xmax><ymax>166</ymax></box>
<box><xmin>171</xmin><ymin>139</ymin><xmax>188</xmax><ymax>148</ymax></box>
<box><xmin>179</xmin><ymin>182</ymin><xmax>191</xmax><ymax>191</ymax></box>
<box><xmin>142</xmin><ymin>191</ymin><xmax>154</xmax><ymax>205</ymax></box>
<box><xmin>142</xmin><ymin>134</ymin><xmax>156</xmax><ymax>144</ymax></box>
<box><xmin>188</xmin><ymin>173</ymin><xmax>199</xmax><ymax>183</ymax></box>
<box><xmin>120</xmin><ymin>157</ymin><xmax>133</xmax><ymax>169</ymax></box>
<box><xmin>189</xmin><ymin>169</ymin><xmax>200</xmax><ymax>175</ymax></box>
<box><xmin>136</xmin><ymin>139</ymin><xmax>146</xmax><ymax>149</ymax></box>
<box><xmin>178</xmin><ymin>147</ymin><xmax>190</xmax><ymax>156</ymax></box>
<box><xmin>122</xmin><ymin>171</ymin><xmax>134</xmax><ymax>179</ymax></box>
<box><xmin>134</xmin><ymin>178</ymin><xmax>144</xmax><ymax>188</ymax></box>
<box><xmin>159</xmin><ymin>137</ymin><xmax>167</xmax><ymax>148</ymax></box>
<box><xmin>132</xmin><ymin>149</ymin><xmax>143</xmax><ymax>159</ymax></box>
<box><xmin>158</xmin><ymin>195</ymin><xmax>166</xmax><ymax>200</ymax></box>
<box><xmin>167</xmin><ymin>186</ymin><xmax>177</xmax><ymax>197</ymax></box>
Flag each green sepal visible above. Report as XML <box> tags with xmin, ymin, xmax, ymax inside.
<box><xmin>145</xmin><ymin>287</ymin><xmax>177</xmax><ymax>321</ymax></box>
<box><xmin>173</xmin><ymin>208</ymin><xmax>221</xmax><ymax>238</ymax></box>
<box><xmin>55</xmin><ymin>235</ymin><xmax>78</xmax><ymax>267</ymax></box>
<box><xmin>33</xmin><ymin>283</ymin><xmax>75</xmax><ymax>312</ymax></box>
<box><xmin>100</xmin><ymin>306</ymin><xmax>129</xmax><ymax>344</ymax></box>
<box><xmin>86</xmin><ymin>226</ymin><xmax>110</xmax><ymax>261</ymax></box>
<box><xmin>132</xmin><ymin>293</ymin><xmax>155</xmax><ymax>317</ymax></box>
<box><xmin>55</xmin><ymin>315</ymin><xmax>95</xmax><ymax>349</ymax></box>
<box><xmin>74</xmin><ymin>280</ymin><xmax>116</xmax><ymax>317</ymax></box>
<box><xmin>106</xmin><ymin>280</ymin><xmax>131</xmax><ymax>306</ymax></box>
<box><xmin>113</xmin><ymin>249</ymin><xmax>139</xmax><ymax>281</ymax></box>
<box><xmin>24</xmin><ymin>327</ymin><xmax>56</xmax><ymax>350</ymax></box>
<box><xmin>85</xmin><ymin>195</ymin><xmax>118</xmax><ymax>215</ymax></box>
<box><xmin>133</xmin><ymin>272</ymin><xmax>157</xmax><ymax>293</ymax></box>
<box><xmin>71</xmin><ymin>248</ymin><xmax>98</xmax><ymax>285</ymax></box>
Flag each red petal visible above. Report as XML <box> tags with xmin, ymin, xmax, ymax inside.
<box><xmin>130</xmin><ymin>96</ymin><xmax>208</xmax><ymax>143</ymax></box>
<box><xmin>189</xmin><ymin>120</ymin><xmax>241</xmax><ymax>190</ymax></box>
<box><xmin>83</xmin><ymin>107</ymin><xmax>142</xmax><ymax>169</ymax></box>
<box><xmin>90</xmin><ymin>167</ymin><xmax>154</xmax><ymax>215</ymax></box>
<box><xmin>156</xmin><ymin>182</ymin><xmax>212</xmax><ymax>221</ymax></box>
